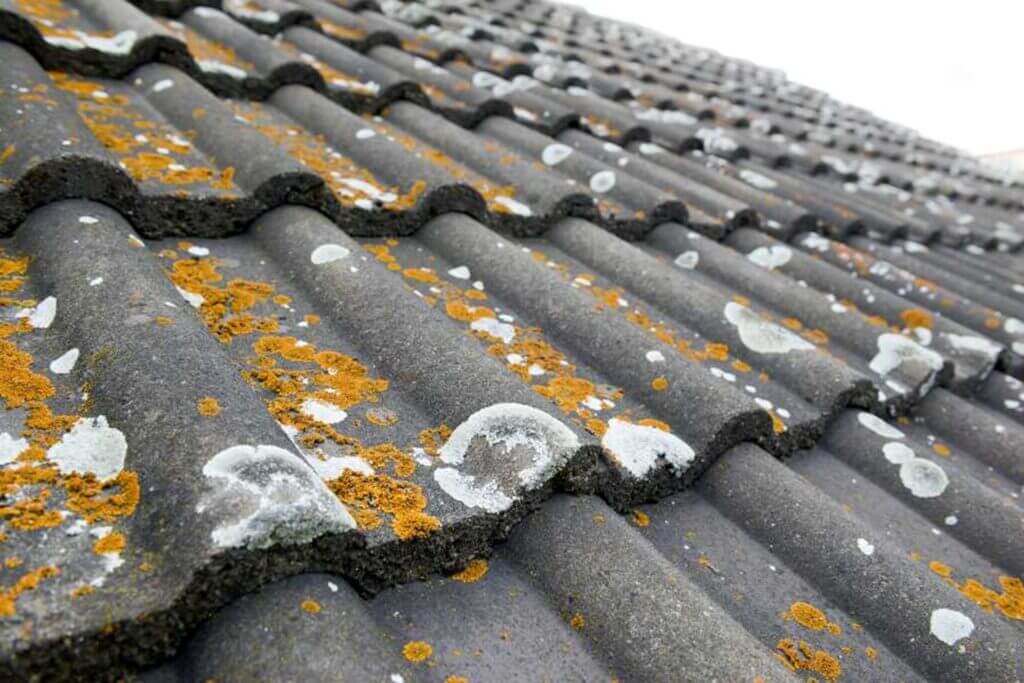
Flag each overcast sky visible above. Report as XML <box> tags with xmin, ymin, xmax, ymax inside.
<box><xmin>571</xmin><ymin>1</ymin><xmax>1023</xmax><ymax>156</ymax></box>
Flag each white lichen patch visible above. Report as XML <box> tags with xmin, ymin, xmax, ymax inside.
<box><xmin>435</xmin><ymin>403</ymin><xmax>579</xmax><ymax>512</ymax></box>
<box><xmin>447</xmin><ymin>265</ymin><xmax>471</xmax><ymax>280</ymax></box>
<box><xmin>856</xmin><ymin>538</ymin><xmax>875</xmax><ymax>556</ymax></box>
<box><xmin>306</xmin><ymin>454</ymin><xmax>372</xmax><ymax>480</ymax></box>
<box><xmin>311</xmin><ymin>244</ymin><xmax>351</xmax><ymax>265</ymax></box>
<box><xmin>44</xmin><ymin>29</ymin><xmax>138</xmax><ymax>55</ymax></box>
<box><xmin>493</xmin><ymin>195</ymin><xmax>533</xmax><ymax>216</ymax></box>
<box><xmin>0</xmin><ymin>432</ymin><xmax>29</xmax><ymax>466</ymax></box>
<box><xmin>433</xmin><ymin>468</ymin><xmax>513</xmax><ymax>514</ymax></box>
<box><xmin>1005</xmin><ymin>318</ymin><xmax>1024</xmax><ymax>335</ymax></box>
<box><xmin>300</xmin><ymin>399</ymin><xmax>347</xmax><ymax>425</ymax></box>
<box><xmin>470</xmin><ymin>316</ymin><xmax>515</xmax><ymax>344</ymax></box>
<box><xmin>589</xmin><ymin>170</ymin><xmax>616</xmax><ymax>193</ymax></box>
<box><xmin>541</xmin><ymin>143</ymin><xmax>572</xmax><ymax>166</ymax></box>
<box><xmin>899</xmin><ymin>458</ymin><xmax>948</xmax><ymax>498</ymax></box>
<box><xmin>646</xmin><ymin>350</ymin><xmax>665</xmax><ymax>363</ymax></box>
<box><xmin>601</xmin><ymin>418</ymin><xmax>695</xmax><ymax>478</ymax></box>
<box><xmin>198</xmin><ymin>444</ymin><xmax>354</xmax><ymax>549</ymax></box>
<box><xmin>882</xmin><ymin>441</ymin><xmax>916</xmax><ymax>464</ymax></box>
<box><xmin>673</xmin><ymin>251</ymin><xmax>699</xmax><ymax>269</ymax></box>
<box><xmin>930</xmin><ymin>608</ymin><xmax>974</xmax><ymax>646</ymax></box>
<box><xmin>942</xmin><ymin>334</ymin><xmax>1002</xmax><ymax>357</ymax></box>
<box><xmin>49</xmin><ymin>348</ymin><xmax>79</xmax><ymax>375</ymax></box>
<box><xmin>152</xmin><ymin>79</ymin><xmax>174</xmax><ymax>93</ymax></box>
<box><xmin>858</xmin><ymin>411</ymin><xmax>905</xmax><ymax>439</ymax></box>
<box><xmin>800</xmin><ymin>232</ymin><xmax>831</xmax><ymax>252</ymax></box>
<box><xmin>197</xmin><ymin>60</ymin><xmax>247</xmax><ymax>79</ymax></box>
<box><xmin>47</xmin><ymin>416</ymin><xmax>127</xmax><ymax>482</ymax></box>
<box><xmin>869</xmin><ymin>334</ymin><xmax>943</xmax><ymax>386</ymax></box>
<box><xmin>17</xmin><ymin>296</ymin><xmax>56</xmax><ymax>329</ymax></box>
<box><xmin>738</xmin><ymin>168</ymin><xmax>778</xmax><ymax>189</ymax></box>
<box><xmin>187</xmin><ymin>245</ymin><xmax>210</xmax><ymax>257</ymax></box>
<box><xmin>746</xmin><ymin>245</ymin><xmax>792</xmax><ymax>270</ymax></box>
<box><xmin>175</xmin><ymin>285</ymin><xmax>204</xmax><ymax>308</ymax></box>
<box><xmin>724</xmin><ymin>302</ymin><xmax>814</xmax><ymax>354</ymax></box>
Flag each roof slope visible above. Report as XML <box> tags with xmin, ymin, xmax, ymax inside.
<box><xmin>0</xmin><ymin>0</ymin><xmax>1020</xmax><ymax>681</ymax></box>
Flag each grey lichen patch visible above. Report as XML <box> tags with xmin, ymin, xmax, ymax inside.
<box><xmin>198</xmin><ymin>444</ymin><xmax>356</xmax><ymax>550</ymax></box>
<box><xmin>723</xmin><ymin>302</ymin><xmax>815</xmax><ymax>354</ymax></box>
<box><xmin>47</xmin><ymin>416</ymin><xmax>127</xmax><ymax>482</ymax></box>
<box><xmin>434</xmin><ymin>403</ymin><xmax>579</xmax><ymax>513</ymax></box>
<box><xmin>600</xmin><ymin>417</ymin><xmax>695</xmax><ymax>479</ymax></box>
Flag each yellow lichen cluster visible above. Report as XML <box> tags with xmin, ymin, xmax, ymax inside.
<box><xmin>0</xmin><ymin>565</ymin><xmax>60</xmax><ymax>618</ymax></box>
<box><xmin>231</xmin><ymin>102</ymin><xmax>425</xmax><ymax>211</ymax></box>
<box><xmin>0</xmin><ymin>250</ymin><xmax>139</xmax><ymax>616</ymax></box>
<box><xmin>542</xmin><ymin>259</ymin><xmax>798</xmax><ymax>433</ymax></box>
<box><xmin>773</xmin><ymin>599</ymin><xmax>893</xmax><ymax>680</ymax></box>
<box><xmin>403</xmin><ymin>640</ymin><xmax>433</xmax><ymax>662</ymax></box>
<box><xmin>197</xmin><ymin>397</ymin><xmax>221</xmax><ymax>416</ymax></box>
<box><xmin>630</xmin><ymin>510</ymin><xmax>650</xmax><ymax>527</ymax></box>
<box><xmin>49</xmin><ymin>74</ymin><xmax>236</xmax><ymax>192</ymax></box>
<box><xmin>451</xmin><ymin>558</ymin><xmax>489</xmax><ymax>583</ymax></box>
<box><xmin>165</xmin><ymin>252</ymin><xmax>440</xmax><ymax>541</ymax></box>
<box><xmin>156</xmin><ymin>18</ymin><xmax>253</xmax><ymax>74</ymax></box>
<box><xmin>784</xmin><ymin>601</ymin><xmax>842</xmax><ymax>636</ymax></box>
<box><xmin>366</xmin><ymin>242</ymin><xmax>685</xmax><ymax>443</ymax></box>
<box><xmin>928</xmin><ymin>561</ymin><xmax>1024</xmax><ymax>621</ymax></box>
<box><xmin>775</xmin><ymin>639</ymin><xmax>842</xmax><ymax>682</ymax></box>
<box><xmin>357</xmin><ymin>122</ymin><xmax>527</xmax><ymax>216</ymax></box>
<box><xmin>16</xmin><ymin>0</ymin><xmax>75</xmax><ymax>27</ymax></box>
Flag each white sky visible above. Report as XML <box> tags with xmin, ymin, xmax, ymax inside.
<box><xmin>571</xmin><ymin>1</ymin><xmax>1024</xmax><ymax>156</ymax></box>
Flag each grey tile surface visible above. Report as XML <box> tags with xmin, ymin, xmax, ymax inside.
<box><xmin>0</xmin><ymin>0</ymin><xmax>1022</xmax><ymax>680</ymax></box>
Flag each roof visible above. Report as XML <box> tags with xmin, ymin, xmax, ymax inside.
<box><xmin>0</xmin><ymin>0</ymin><xmax>1021</xmax><ymax>681</ymax></box>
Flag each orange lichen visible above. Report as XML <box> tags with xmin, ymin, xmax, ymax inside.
<box><xmin>71</xmin><ymin>585</ymin><xmax>94</xmax><ymax>599</ymax></box>
<box><xmin>50</xmin><ymin>74</ymin><xmax>236</xmax><ymax>193</ymax></box>
<box><xmin>865</xmin><ymin>647</ymin><xmax>877</xmax><ymax>660</ymax></box>
<box><xmin>650</xmin><ymin>376</ymin><xmax>669</xmax><ymax>391</ymax></box>
<box><xmin>569</xmin><ymin>612</ymin><xmax>585</xmax><ymax>630</ymax></box>
<box><xmin>775</xmin><ymin>639</ymin><xmax>842</xmax><ymax>682</ymax></box>
<box><xmin>327</xmin><ymin>471</ymin><xmax>439</xmax><ymax>541</ymax></box>
<box><xmin>785</xmin><ymin>601</ymin><xmax>841</xmax><ymax>635</ymax></box>
<box><xmin>301</xmin><ymin>599</ymin><xmax>321</xmax><ymax>614</ymax></box>
<box><xmin>900</xmin><ymin>308</ymin><xmax>933</xmax><ymax>329</ymax></box>
<box><xmin>0</xmin><ymin>251</ymin><xmax>139</xmax><ymax>548</ymax></box>
<box><xmin>419</xmin><ymin>425</ymin><xmax>452</xmax><ymax>456</ymax></box>
<box><xmin>64</xmin><ymin>471</ymin><xmax>140</xmax><ymax>524</ymax></box>
<box><xmin>376</xmin><ymin>242</ymin><xmax>677</xmax><ymax>446</ymax></box>
<box><xmin>402</xmin><ymin>268</ymin><xmax>439</xmax><ymax>283</ymax></box>
<box><xmin>197</xmin><ymin>397</ymin><xmax>221</xmax><ymax>416</ymax></box>
<box><xmin>168</xmin><ymin>255</ymin><xmax>440</xmax><ymax>542</ymax></box>
<box><xmin>444</xmin><ymin>677</ymin><xmax>469</xmax><ymax>683</ymax></box>
<box><xmin>451</xmin><ymin>558</ymin><xmax>489</xmax><ymax>583</ymax></box>
<box><xmin>92</xmin><ymin>532</ymin><xmax>125</xmax><ymax>555</ymax></box>
<box><xmin>631</xmin><ymin>510</ymin><xmax>650</xmax><ymax>527</ymax></box>
<box><xmin>0</xmin><ymin>565</ymin><xmax>59</xmax><ymax>618</ymax></box>
<box><xmin>932</xmin><ymin>443</ymin><xmax>950</xmax><ymax>457</ymax></box>
<box><xmin>403</xmin><ymin>640</ymin><xmax>433</xmax><ymax>662</ymax></box>
<box><xmin>931</xmin><ymin>561</ymin><xmax>1024</xmax><ymax>621</ymax></box>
